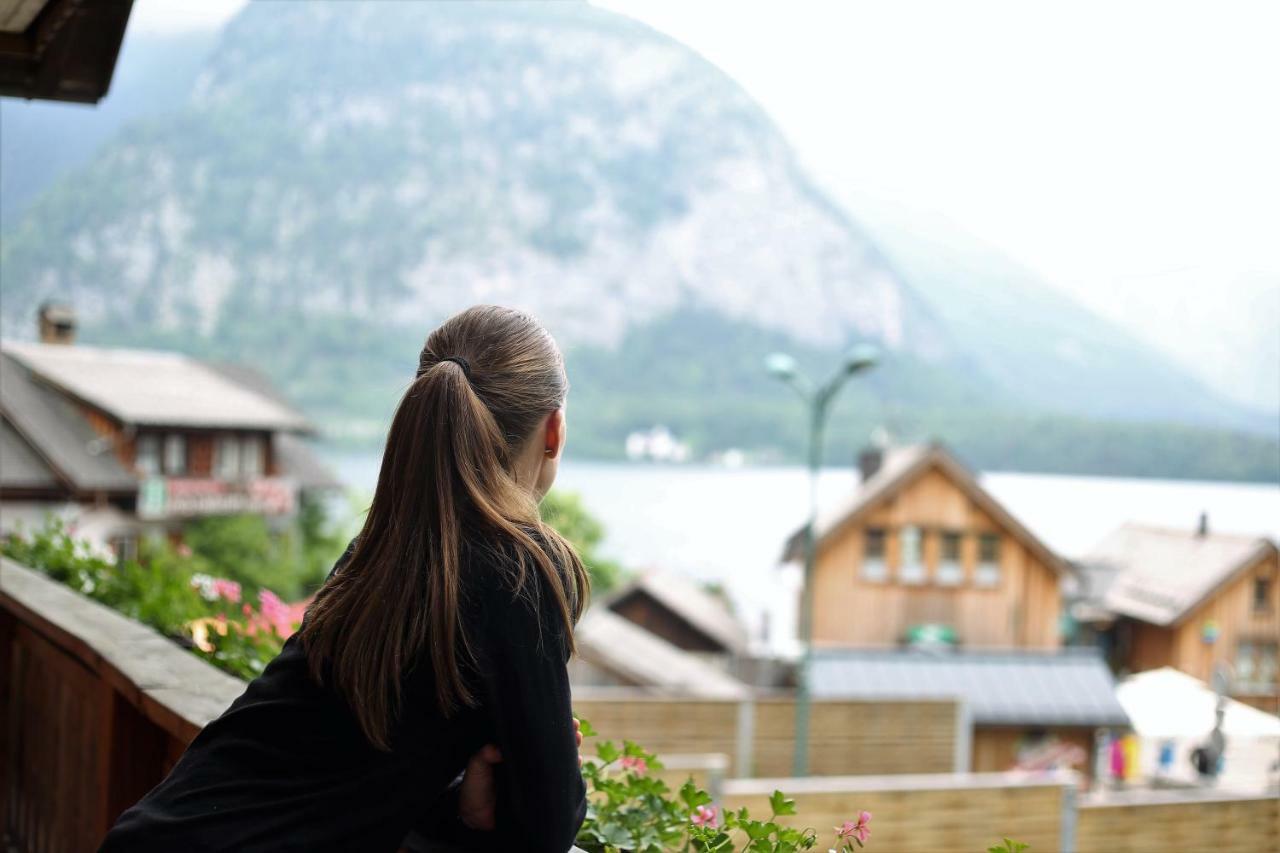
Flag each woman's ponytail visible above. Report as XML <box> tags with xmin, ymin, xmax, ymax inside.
<box><xmin>301</xmin><ymin>306</ymin><xmax>588</xmax><ymax>750</ymax></box>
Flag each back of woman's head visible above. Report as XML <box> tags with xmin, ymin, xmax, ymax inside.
<box><xmin>301</xmin><ymin>305</ymin><xmax>589</xmax><ymax>749</ymax></box>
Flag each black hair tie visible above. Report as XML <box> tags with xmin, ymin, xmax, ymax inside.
<box><xmin>441</xmin><ymin>356</ymin><xmax>471</xmax><ymax>379</ymax></box>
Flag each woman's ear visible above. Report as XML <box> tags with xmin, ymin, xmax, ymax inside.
<box><xmin>544</xmin><ymin>408</ymin><xmax>565</xmax><ymax>458</ymax></box>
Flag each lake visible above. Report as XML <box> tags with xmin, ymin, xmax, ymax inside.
<box><xmin>324</xmin><ymin>451</ymin><xmax>1280</xmax><ymax>649</ymax></box>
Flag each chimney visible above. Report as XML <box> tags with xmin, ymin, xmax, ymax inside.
<box><xmin>38</xmin><ymin>302</ymin><xmax>76</xmax><ymax>345</ymax></box>
<box><xmin>1197</xmin><ymin>512</ymin><xmax>1209</xmax><ymax>537</ymax></box>
<box><xmin>858</xmin><ymin>446</ymin><xmax>884</xmax><ymax>483</ymax></box>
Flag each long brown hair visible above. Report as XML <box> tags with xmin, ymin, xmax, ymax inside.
<box><xmin>301</xmin><ymin>305</ymin><xmax>590</xmax><ymax>750</ymax></box>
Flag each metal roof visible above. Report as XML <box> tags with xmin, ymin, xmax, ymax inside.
<box><xmin>575</xmin><ymin>607</ymin><xmax>750</xmax><ymax>699</ymax></box>
<box><xmin>811</xmin><ymin>648</ymin><xmax>1130</xmax><ymax>727</ymax></box>
<box><xmin>1085</xmin><ymin>523</ymin><xmax>1276</xmax><ymax>626</ymax></box>
<box><xmin>0</xmin><ymin>352</ymin><xmax>136</xmax><ymax>492</ymax></box>
<box><xmin>606</xmin><ymin>570</ymin><xmax>749</xmax><ymax>655</ymax></box>
<box><xmin>2</xmin><ymin>342</ymin><xmax>312</xmax><ymax>432</ymax></box>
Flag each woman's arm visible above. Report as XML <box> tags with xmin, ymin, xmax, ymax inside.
<box><xmin>476</xmin><ymin>573</ymin><xmax>587</xmax><ymax>852</ymax></box>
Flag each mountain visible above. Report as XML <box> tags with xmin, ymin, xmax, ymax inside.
<box><xmin>0</xmin><ymin>1</ymin><xmax>1274</xmax><ymax>481</ymax></box>
<box><xmin>0</xmin><ymin>29</ymin><xmax>218</xmax><ymax>223</ymax></box>
<box><xmin>844</xmin><ymin>201</ymin><xmax>1276</xmax><ymax>433</ymax></box>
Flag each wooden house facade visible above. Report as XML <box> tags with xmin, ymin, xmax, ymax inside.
<box><xmin>788</xmin><ymin>443</ymin><xmax>1065</xmax><ymax>650</ymax></box>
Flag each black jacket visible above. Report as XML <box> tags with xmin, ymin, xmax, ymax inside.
<box><xmin>100</xmin><ymin>539</ymin><xmax>586</xmax><ymax>852</ymax></box>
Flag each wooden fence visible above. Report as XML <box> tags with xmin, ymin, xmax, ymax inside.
<box><xmin>1077</xmin><ymin>788</ymin><xmax>1280</xmax><ymax>852</ymax></box>
<box><xmin>573</xmin><ymin>691</ymin><xmax>964</xmax><ymax>778</ymax></box>
<box><xmin>724</xmin><ymin>771</ymin><xmax>1075</xmax><ymax>853</ymax></box>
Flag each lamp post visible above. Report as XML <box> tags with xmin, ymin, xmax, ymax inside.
<box><xmin>766</xmin><ymin>344</ymin><xmax>879</xmax><ymax>777</ymax></box>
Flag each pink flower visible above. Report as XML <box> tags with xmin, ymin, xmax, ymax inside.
<box><xmin>837</xmin><ymin>811</ymin><xmax>872</xmax><ymax>844</ymax></box>
<box><xmin>256</xmin><ymin>589</ymin><xmax>302</xmax><ymax>639</ymax></box>
<box><xmin>620</xmin><ymin>756</ymin><xmax>648</xmax><ymax>775</ymax></box>
<box><xmin>692</xmin><ymin>804</ymin><xmax>717</xmax><ymax>828</ymax></box>
<box><xmin>212</xmin><ymin>578</ymin><xmax>241</xmax><ymax>603</ymax></box>
<box><xmin>176</xmin><ymin>543</ymin><xmax>193</xmax><ymax>558</ymax></box>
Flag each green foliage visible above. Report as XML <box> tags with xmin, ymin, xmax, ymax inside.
<box><xmin>541</xmin><ymin>489</ymin><xmax>625</xmax><ymax>593</ymax></box>
<box><xmin>1</xmin><ymin>519</ymin><xmax>205</xmax><ymax>636</ymax></box>
<box><xmin>0</xmin><ymin>518</ymin><xmax>308</xmax><ymax>679</ymax></box>
<box><xmin>575</xmin><ymin>723</ymin><xmax>866</xmax><ymax>853</ymax></box>
<box><xmin>987</xmin><ymin>840</ymin><xmax>1029</xmax><ymax>853</ymax></box>
<box><xmin>182</xmin><ymin>514</ymin><xmax>300</xmax><ymax>598</ymax></box>
<box><xmin>180</xmin><ymin>494</ymin><xmax>350</xmax><ymax>600</ymax></box>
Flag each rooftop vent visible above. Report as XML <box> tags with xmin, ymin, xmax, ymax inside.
<box><xmin>38</xmin><ymin>302</ymin><xmax>76</xmax><ymax>345</ymax></box>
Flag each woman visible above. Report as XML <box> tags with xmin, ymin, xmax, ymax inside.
<box><xmin>102</xmin><ymin>306</ymin><xmax>590</xmax><ymax>852</ymax></box>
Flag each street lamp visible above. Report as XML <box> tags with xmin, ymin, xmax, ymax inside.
<box><xmin>767</xmin><ymin>343</ymin><xmax>879</xmax><ymax>776</ymax></box>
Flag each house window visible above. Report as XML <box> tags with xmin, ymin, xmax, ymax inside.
<box><xmin>975</xmin><ymin>533</ymin><xmax>1001</xmax><ymax>587</ymax></box>
<box><xmin>899</xmin><ymin>525</ymin><xmax>926</xmax><ymax>584</ymax></box>
<box><xmin>164</xmin><ymin>434</ymin><xmax>187</xmax><ymax>475</ymax></box>
<box><xmin>241</xmin><ymin>435</ymin><xmax>265</xmax><ymax>478</ymax></box>
<box><xmin>215</xmin><ymin>435</ymin><xmax>241</xmax><ymax>480</ymax></box>
<box><xmin>862</xmin><ymin>528</ymin><xmax>887</xmax><ymax>582</ymax></box>
<box><xmin>1236</xmin><ymin>641</ymin><xmax>1279</xmax><ymax>690</ymax></box>
<box><xmin>135</xmin><ymin>434</ymin><xmax>160</xmax><ymax>476</ymax></box>
<box><xmin>1254</xmin><ymin>577</ymin><xmax>1274</xmax><ymax>613</ymax></box>
<box><xmin>938</xmin><ymin>531</ymin><xmax>964</xmax><ymax>586</ymax></box>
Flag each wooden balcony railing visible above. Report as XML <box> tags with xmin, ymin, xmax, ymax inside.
<box><xmin>0</xmin><ymin>558</ymin><xmax>243</xmax><ymax>852</ymax></box>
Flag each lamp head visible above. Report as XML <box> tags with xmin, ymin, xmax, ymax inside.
<box><xmin>841</xmin><ymin>343</ymin><xmax>879</xmax><ymax>376</ymax></box>
<box><xmin>765</xmin><ymin>352</ymin><xmax>799</xmax><ymax>380</ymax></box>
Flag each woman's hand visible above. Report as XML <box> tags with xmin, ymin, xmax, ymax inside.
<box><xmin>458</xmin><ymin>744</ymin><xmax>502</xmax><ymax>831</ymax></box>
<box><xmin>458</xmin><ymin>719</ymin><xmax>583</xmax><ymax>830</ymax></box>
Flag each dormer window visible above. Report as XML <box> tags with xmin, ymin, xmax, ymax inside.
<box><xmin>976</xmin><ymin>533</ymin><xmax>1001</xmax><ymax>587</ymax></box>
<box><xmin>899</xmin><ymin>525</ymin><xmax>925</xmax><ymax>584</ymax></box>
<box><xmin>938</xmin><ymin>531</ymin><xmax>963</xmax><ymax>586</ymax></box>
<box><xmin>861</xmin><ymin>528</ymin><xmax>887</xmax><ymax>582</ymax></box>
<box><xmin>135</xmin><ymin>434</ymin><xmax>160</xmax><ymax>477</ymax></box>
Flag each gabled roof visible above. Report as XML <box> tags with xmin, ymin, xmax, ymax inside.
<box><xmin>575</xmin><ymin>607</ymin><xmax>750</xmax><ymax>699</ymax></box>
<box><xmin>812</xmin><ymin>647</ymin><xmax>1130</xmax><ymax>727</ymax></box>
<box><xmin>782</xmin><ymin>443</ymin><xmax>1067</xmax><ymax>576</ymax></box>
<box><xmin>0</xmin><ymin>416</ymin><xmax>58</xmax><ymax>489</ymax></box>
<box><xmin>1084</xmin><ymin>523</ymin><xmax>1277</xmax><ymax>626</ymax></box>
<box><xmin>0</xmin><ymin>352</ymin><xmax>136</xmax><ymax>493</ymax></box>
<box><xmin>2</xmin><ymin>342</ymin><xmax>312</xmax><ymax>432</ymax></box>
<box><xmin>605</xmin><ymin>570</ymin><xmax>748</xmax><ymax>655</ymax></box>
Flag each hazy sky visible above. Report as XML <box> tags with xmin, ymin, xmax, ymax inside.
<box><xmin>127</xmin><ymin>0</ymin><xmax>1280</xmax><ymax>409</ymax></box>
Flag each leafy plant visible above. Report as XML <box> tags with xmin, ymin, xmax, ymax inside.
<box><xmin>987</xmin><ymin>840</ymin><xmax>1029</xmax><ymax>853</ymax></box>
<box><xmin>575</xmin><ymin>719</ymin><xmax>869</xmax><ymax>853</ymax></box>
<box><xmin>1</xmin><ymin>518</ymin><xmax>297</xmax><ymax>678</ymax></box>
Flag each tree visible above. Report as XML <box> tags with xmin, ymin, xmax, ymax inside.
<box><xmin>540</xmin><ymin>490</ymin><xmax>625</xmax><ymax>593</ymax></box>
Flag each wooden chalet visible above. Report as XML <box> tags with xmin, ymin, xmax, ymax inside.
<box><xmin>784</xmin><ymin>442</ymin><xmax>1129</xmax><ymax>777</ymax></box>
<box><xmin>0</xmin><ymin>306</ymin><xmax>337</xmax><ymax>556</ymax></box>
<box><xmin>1078</xmin><ymin>520</ymin><xmax>1279</xmax><ymax>712</ymax></box>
